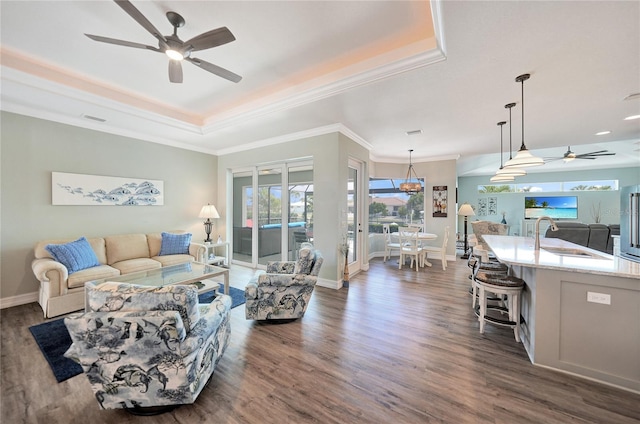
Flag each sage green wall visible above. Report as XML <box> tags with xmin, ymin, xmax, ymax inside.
<box><xmin>0</xmin><ymin>112</ymin><xmax>217</xmax><ymax>302</ymax></box>
<box><xmin>217</xmin><ymin>132</ymin><xmax>370</xmax><ymax>284</ymax></box>
<box><xmin>458</xmin><ymin>167</ymin><xmax>639</xmax><ymax>236</ymax></box>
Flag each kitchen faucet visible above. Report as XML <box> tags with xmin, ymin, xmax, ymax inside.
<box><xmin>535</xmin><ymin>216</ymin><xmax>558</xmax><ymax>250</ymax></box>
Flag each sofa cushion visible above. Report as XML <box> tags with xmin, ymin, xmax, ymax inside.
<box><xmin>110</xmin><ymin>258</ymin><xmax>161</xmax><ymax>275</ymax></box>
<box><xmin>45</xmin><ymin>237</ymin><xmax>101</xmax><ymax>274</ymax></box>
<box><xmin>151</xmin><ymin>254</ymin><xmax>194</xmax><ymax>267</ymax></box>
<box><xmin>159</xmin><ymin>232</ymin><xmax>192</xmax><ymax>256</ymax></box>
<box><xmin>545</xmin><ymin>222</ymin><xmax>590</xmax><ymax>246</ymax></box>
<box><xmin>67</xmin><ymin>265</ymin><xmax>120</xmax><ymax>289</ymax></box>
<box><xmin>85</xmin><ymin>281</ymin><xmax>201</xmax><ymax>332</ymax></box>
<box><xmin>147</xmin><ymin>230</ymin><xmax>188</xmax><ymax>257</ymax></box>
<box><xmin>36</xmin><ymin>237</ymin><xmax>107</xmax><ymax>264</ymax></box>
<box><xmin>105</xmin><ymin>234</ymin><xmax>149</xmax><ymax>265</ymax></box>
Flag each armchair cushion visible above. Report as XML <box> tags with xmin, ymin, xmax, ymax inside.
<box><xmin>45</xmin><ymin>237</ymin><xmax>101</xmax><ymax>275</ymax></box>
<box><xmin>266</xmin><ymin>261</ymin><xmax>296</xmax><ymax>274</ymax></box>
<box><xmin>85</xmin><ymin>281</ymin><xmax>201</xmax><ymax>332</ymax></box>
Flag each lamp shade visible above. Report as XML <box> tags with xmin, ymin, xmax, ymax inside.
<box><xmin>490</xmin><ymin>174</ymin><xmax>515</xmax><ymax>182</ymax></box>
<box><xmin>199</xmin><ymin>204</ymin><xmax>220</xmax><ymax>219</ymax></box>
<box><xmin>503</xmin><ymin>148</ymin><xmax>545</xmax><ymax>168</ymax></box>
<box><xmin>457</xmin><ymin>203</ymin><xmax>475</xmax><ymax>217</ymax></box>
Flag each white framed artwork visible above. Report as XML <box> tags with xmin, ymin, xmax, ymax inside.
<box><xmin>52</xmin><ymin>172</ymin><xmax>164</xmax><ymax>206</ymax></box>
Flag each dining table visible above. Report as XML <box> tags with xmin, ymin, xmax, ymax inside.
<box><xmin>392</xmin><ymin>231</ymin><xmax>438</xmax><ymax>267</ymax></box>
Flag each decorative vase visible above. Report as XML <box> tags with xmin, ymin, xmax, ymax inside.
<box><xmin>501</xmin><ymin>214</ymin><xmax>507</xmax><ymax>224</ymax></box>
<box><xmin>342</xmin><ymin>252</ymin><xmax>349</xmax><ymax>288</ymax></box>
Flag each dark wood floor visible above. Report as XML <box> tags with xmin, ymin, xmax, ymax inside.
<box><xmin>2</xmin><ymin>257</ymin><xmax>639</xmax><ymax>423</ymax></box>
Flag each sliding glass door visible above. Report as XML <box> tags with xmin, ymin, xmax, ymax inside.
<box><xmin>231</xmin><ymin>161</ymin><xmax>313</xmax><ymax>268</ymax></box>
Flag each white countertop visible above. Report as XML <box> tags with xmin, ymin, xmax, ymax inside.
<box><xmin>483</xmin><ymin>235</ymin><xmax>640</xmax><ymax>279</ymax></box>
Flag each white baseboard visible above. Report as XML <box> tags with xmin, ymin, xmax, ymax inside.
<box><xmin>0</xmin><ymin>291</ymin><xmax>38</xmax><ymax>309</ymax></box>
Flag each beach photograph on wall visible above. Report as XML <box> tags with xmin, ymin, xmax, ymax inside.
<box><xmin>52</xmin><ymin>172</ymin><xmax>164</xmax><ymax>206</ymax></box>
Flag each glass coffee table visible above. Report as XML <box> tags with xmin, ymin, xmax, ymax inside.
<box><xmin>90</xmin><ymin>262</ymin><xmax>229</xmax><ymax>295</ymax></box>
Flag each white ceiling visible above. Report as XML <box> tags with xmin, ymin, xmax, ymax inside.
<box><xmin>1</xmin><ymin>1</ymin><xmax>639</xmax><ymax>177</ymax></box>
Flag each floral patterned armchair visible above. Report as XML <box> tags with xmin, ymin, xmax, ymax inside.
<box><xmin>63</xmin><ymin>281</ymin><xmax>231</xmax><ymax>412</ymax></box>
<box><xmin>245</xmin><ymin>242</ymin><xmax>323</xmax><ymax>320</ymax></box>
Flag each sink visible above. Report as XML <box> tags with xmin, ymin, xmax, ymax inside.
<box><xmin>541</xmin><ymin>246</ymin><xmax>607</xmax><ymax>259</ymax></box>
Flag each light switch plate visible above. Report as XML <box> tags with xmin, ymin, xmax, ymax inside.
<box><xmin>587</xmin><ymin>291</ymin><xmax>611</xmax><ymax>305</ymax></box>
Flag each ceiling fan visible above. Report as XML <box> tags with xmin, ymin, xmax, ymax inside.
<box><xmin>85</xmin><ymin>0</ymin><xmax>242</xmax><ymax>84</ymax></box>
<box><xmin>545</xmin><ymin>146</ymin><xmax>616</xmax><ymax>163</ymax></box>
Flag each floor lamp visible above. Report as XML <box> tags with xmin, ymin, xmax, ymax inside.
<box><xmin>457</xmin><ymin>203</ymin><xmax>475</xmax><ymax>259</ymax></box>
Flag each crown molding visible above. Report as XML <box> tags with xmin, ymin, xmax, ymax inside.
<box><xmin>202</xmin><ymin>44</ymin><xmax>446</xmax><ymax>135</ymax></box>
<box><xmin>216</xmin><ymin>123</ymin><xmax>372</xmax><ymax>156</ymax></box>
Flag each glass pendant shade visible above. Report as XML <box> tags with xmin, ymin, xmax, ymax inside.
<box><xmin>503</xmin><ymin>73</ymin><xmax>544</xmax><ymax>168</ymax></box>
<box><xmin>495</xmin><ymin>166</ymin><xmax>526</xmax><ymax>177</ymax></box>
<box><xmin>504</xmin><ymin>148</ymin><xmax>545</xmax><ymax>168</ymax></box>
<box><xmin>490</xmin><ymin>174</ymin><xmax>515</xmax><ymax>182</ymax></box>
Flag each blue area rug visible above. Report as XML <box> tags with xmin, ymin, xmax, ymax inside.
<box><xmin>29</xmin><ymin>286</ymin><xmax>246</xmax><ymax>383</ymax></box>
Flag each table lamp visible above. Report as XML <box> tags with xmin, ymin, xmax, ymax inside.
<box><xmin>457</xmin><ymin>203</ymin><xmax>475</xmax><ymax>259</ymax></box>
<box><xmin>199</xmin><ymin>203</ymin><xmax>220</xmax><ymax>243</ymax></box>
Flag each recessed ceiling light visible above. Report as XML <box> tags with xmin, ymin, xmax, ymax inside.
<box><xmin>406</xmin><ymin>130</ymin><xmax>422</xmax><ymax>136</ymax></box>
<box><xmin>595</xmin><ymin>131</ymin><xmax>611</xmax><ymax>136</ymax></box>
<box><xmin>624</xmin><ymin>114</ymin><xmax>640</xmax><ymax>120</ymax></box>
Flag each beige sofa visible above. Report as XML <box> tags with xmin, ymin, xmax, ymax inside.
<box><xmin>32</xmin><ymin>231</ymin><xmax>206</xmax><ymax>318</ymax></box>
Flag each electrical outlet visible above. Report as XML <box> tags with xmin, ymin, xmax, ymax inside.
<box><xmin>587</xmin><ymin>291</ymin><xmax>611</xmax><ymax>305</ymax></box>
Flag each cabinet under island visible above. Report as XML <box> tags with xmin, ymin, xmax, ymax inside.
<box><xmin>483</xmin><ymin>235</ymin><xmax>640</xmax><ymax>394</ymax></box>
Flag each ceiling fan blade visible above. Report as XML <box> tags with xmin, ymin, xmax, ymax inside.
<box><xmin>186</xmin><ymin>57</ymin><xmax>242</xmax><ymax>83</ymax></box>
<box><xmin>85</xmin><ymin>34</ymin><xmax>161</xmax><ymax>52</ymax></box>
<box><xmin>168</xmin><ymin>60</ymin><xmax>183</xmax><ymax>83</ymax></box>
<box><xmin>184</xmin><ymin>27</ymin><xmax>236</xmax><ymax>52</ymax></box>
<box><xmin>114</xmin><ymin>0</ymin><xmax>168</xmax><ymax>49</ymax></box>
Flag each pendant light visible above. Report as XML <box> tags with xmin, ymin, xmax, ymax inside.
<box><xmin>495</xmin><ymin>102</ymin><xmax>526</xmax><ymax>177</ymax></box>
<box><xmin>490</xmin><ymin>121</ymin><xmax>514</xmax><ymax>182</ymax></box>
<box><xmin>399</xmin><ymin>149</ymin><xmax>422</xmax><ymax>194</ymax></box>
<box><xmin>504</xmin><ymin>73</ymin><xmax>545</xmax><ymax>168</ymax></box>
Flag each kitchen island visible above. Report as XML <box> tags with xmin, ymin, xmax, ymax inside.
<box><xmin>483</xmin><ymin>235</ymin><xmax>640</xmax><ymax>394</ymax></box>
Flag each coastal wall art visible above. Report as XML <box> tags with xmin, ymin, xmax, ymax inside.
<box><xmin>52</xmin><ymin>172</ymin><xmax>164</xmax><ymax>206</ymax></box>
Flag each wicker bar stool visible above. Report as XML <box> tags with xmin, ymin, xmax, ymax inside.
<box><xmin>467</xmin><ymin>246</ymin><xmax>508</xmax><ymax>309</ymax></box>
<box><xmin>471</xmin><ymin>258</ymin><xmax>525</xmax><ymax>342</ymax></box>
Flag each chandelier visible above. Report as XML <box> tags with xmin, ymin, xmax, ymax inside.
<box><xmin>399</xmin><ymin>149</ymin><xmax>422</xmax><ymax>195</ymax></box>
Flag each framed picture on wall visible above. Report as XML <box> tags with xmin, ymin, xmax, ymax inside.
<box><xmin>478</xmin><ymin>198</ymin><xmax>487</xmax><ymax>216</ymax></box>
<box><xmin>432</xmin><ymin>185</ymin><xmax>447</xmax><ymax>217</ymax></box>
<box><xmin>52</xmin><ymin>172</ymin><xmax>164</xmax><ymax>206</ymax></box>
<box><xmin>488</xmin><ymin>197</ymin><xmax>497</xmax><ymax>215</ymax></box>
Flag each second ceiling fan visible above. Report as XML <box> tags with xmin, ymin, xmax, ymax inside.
<box><xmin>545</xmin><ymin>146</ymin><xmax>616</xmax><ymax>162</ymax></box>
<box><xmin>85</xmin><ymin>0</ymin><xmax>242</xmax><ymax>84</ymax></box>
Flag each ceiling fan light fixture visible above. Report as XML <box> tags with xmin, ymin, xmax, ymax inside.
<box><xmin>165</xmin><ymin>49</ymin><xmax>184</xmax><ymax>61</ymax></box>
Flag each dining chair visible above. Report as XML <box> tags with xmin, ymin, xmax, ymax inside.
<box><xmin>398</xmin><ymin>226</ymin><xmax>424</xmax><ymax>272</ymax></box>
<box><xmin>382</xmin><ymin>224</ymin><xmax>401</xmax><ymax>262</ymax></box>
<box><xmin>421</xmin><ymin>226</ymin><xmax>449</xmax><ymax>270</ymax></box>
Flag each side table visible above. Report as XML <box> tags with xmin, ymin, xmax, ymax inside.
<box><xmin>204</xmin><ymin>241</ymin><xmax>230</xmax><ymax>267</ymax></box>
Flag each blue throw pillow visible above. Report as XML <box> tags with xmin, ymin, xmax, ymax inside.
<box><xmin>45</xmin><ymin>237</ymin><xmax>100</xmax><ymax>274</ymax></box>
<box><xmin>159</xmin><ymin>232</ymin><xmax>192</xmax><ymax>256</ymax></box>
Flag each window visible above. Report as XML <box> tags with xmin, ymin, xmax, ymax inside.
<box><xmin>369</xmin><ymin>178</ymin><xmax>424</xmax><ymax>233</ymax></box>
<box><xmin>478</xmin><ymin>180</ymin><xmax>618</xmax><ymax>194</ymax></box>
